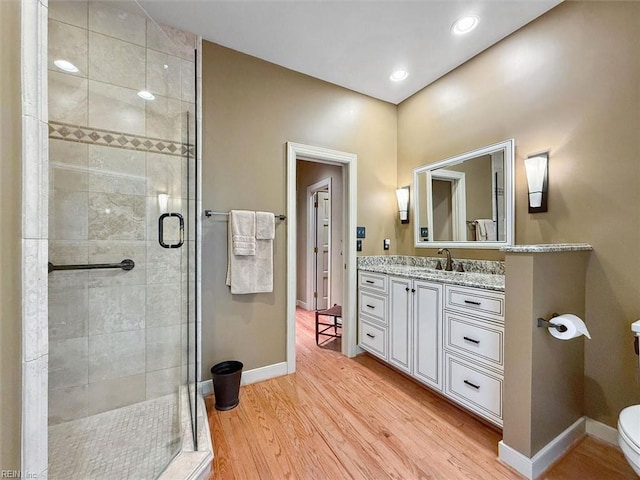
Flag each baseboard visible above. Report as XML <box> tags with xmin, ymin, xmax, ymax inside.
<box><xmin>200</xmin><ymin>361</ymin><xmax>288</xmax><ymax>396</ymax></box>
<box><xmin>296</xmin><ymin>300</ymin><xmax>309</xmax><ymax>310</ymax></box>
<box><xmin>499</xmin><ymin>416</ymin><xmax>585</xmax><ymax>479</ymax></box>
<box><xmin>586</xmin><ymin>417</ymin><xmax>619</xmax><ymax>446</ymax></box>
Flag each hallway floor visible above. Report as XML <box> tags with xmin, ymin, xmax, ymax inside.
<box><xmin>206</xmin><ymin>308</ymin><xmax>633</xmax><ymax>479</ymax></box>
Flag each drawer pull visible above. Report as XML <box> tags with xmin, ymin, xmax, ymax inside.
<box><xmin>464</xmin><ymin>380</ymin><xmax>480</xmax><ymax>390</ymax></box>
<box><xmin>366</xmin><ymin>304</ymin><xmax>376</xmax><ymax>309</ymax></box>
<box><xmin>366</xmin><ymin>333</ymin><xmax>376</xmax><ymax>339</ymax></box>
<box><xmin>463</xmin><ymin>336</ymin><xmax>480</xmax><ymax>345</ymax></box>
<box><xmin>464</xmin><ymin>300</ymin><xmax>481</xmax><ymax>306</ymax></box>
<box><xmin>365</xmin><ymin>280</ymin><xmax>375</xmax><ymax>284</ymax></box>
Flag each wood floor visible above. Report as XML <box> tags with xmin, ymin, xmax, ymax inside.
<box><xmin>206</xmin><ymin>308</ymin><xmax>635</xmax><ymax>479</ymax></box>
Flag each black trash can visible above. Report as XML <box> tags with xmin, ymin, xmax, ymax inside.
<box><xmin>210</xmin><ymin>360</ymin><xmax>243</xmax><ymax>411</ymax></box>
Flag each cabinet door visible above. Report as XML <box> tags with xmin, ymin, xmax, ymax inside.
<box><xmin>413</xmin><ymin>280</ymin><xmax>443</xmax><ymax>390</ymax></box>
<box><xmin>389</xmin><ymin>276</ymin><xmax>412</xmax><ymax>374</ymax></box>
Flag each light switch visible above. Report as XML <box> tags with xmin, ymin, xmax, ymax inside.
<box><xmin>383</xmin><ymin>239</ymin><xmax>390</xmax><ymax>250</ymax></box>
<box><xmin>356</xmin><ymin>226</ymin><xmax>366</xmax><ymax>239</ymax></box>
<box><xmin>357</xmin><ymin>239</ymin><xmax>362</xmax><ymax>252</ymax></box>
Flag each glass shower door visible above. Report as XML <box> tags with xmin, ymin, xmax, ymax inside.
<box><xmin>47</xmin><ymin>1</ymin><xmax>198</xmax><ymax>478</ymax></box>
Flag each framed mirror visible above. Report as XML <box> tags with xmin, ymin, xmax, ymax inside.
<box><xmin>413</xmin><ymin>139</ymin><xmax>514</xmax><ymax>249</ymax></box>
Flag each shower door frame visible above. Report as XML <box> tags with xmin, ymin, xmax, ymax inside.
<box><xmin>19</xmin><ymin>1</ymin><xmax>204</xmax><ymax>475</ymax></box>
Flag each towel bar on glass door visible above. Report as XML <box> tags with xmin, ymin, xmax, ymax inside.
<box><xmin>48</xmin><ymin>259</ymin><xmax>135</xmax><ymax>273</ymax></box>
<box><xmin>204</xmin><ymin>210</ymin><xmax>286</xmax><ymax>221</ymax></box>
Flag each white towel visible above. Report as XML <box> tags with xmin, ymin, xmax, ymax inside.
<box><xmin>475</xmin><ymin>219</ymin><xmax>496</xmax><ymax>241</ymax></box>
<box><xmin>230</xmin><ymin>210</ymin><xmax>255</xmax><ymax>256</ymax></box>
<box><xmin>226</xmin><ymin>210</ymin><xmax>274</xmax><ymax>294</ymax></box>
<box><xmin>256</xmin><ymin>212</ymin><xmax>275</xmax><ymax>240</ymax></box>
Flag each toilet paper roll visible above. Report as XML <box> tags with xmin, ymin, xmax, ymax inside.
<box><xmin>549</xmin><ymin>314</ymin><xmax>591</xmax><ymax>340</ymax></box>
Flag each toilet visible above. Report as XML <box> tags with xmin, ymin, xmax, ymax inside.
<box><xmin>618</xmin><ymin>320</ymin><xmax>640</xmax><ymax>476</ymax></box>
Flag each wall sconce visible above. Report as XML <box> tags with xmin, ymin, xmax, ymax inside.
<box><xmin>396</xmin><ymin>186</ymin><xmax>410</xmax><ymax>223</ymax></box>
<box><xmin>158</xmin><ymin>193</ymin><xmax>169</xmax><ymax>213</ymax></box>
<box><xmin>524</xmin><ymin>152</ymin><xmax>548</xmax><ymax>213</ymax></box>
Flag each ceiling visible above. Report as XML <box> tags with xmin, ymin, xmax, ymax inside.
<box><xmin>140</xmin><ymin>0</ymin><xmax>562</xmax><ymax>105</ymax></box>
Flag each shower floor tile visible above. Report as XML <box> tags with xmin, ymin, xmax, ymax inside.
<box><xmin>49</xmin><ymin>394</ymin><xmax>180</xmax><ymax>480</ymax></box>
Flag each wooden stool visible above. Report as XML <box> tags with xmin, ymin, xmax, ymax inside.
<box><xmin>315</xmin><ymin>304</ymin><xmax>342</xmax><ymax>345</ymax></box>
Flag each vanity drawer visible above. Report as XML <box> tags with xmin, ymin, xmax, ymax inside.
<box><xmin>360</xmin><ymin>320</ymin><xmax>387</xmax><ymax>360</ymax></box>
<box><xmin>359</xmin><ymin>271</ymin><xmax>388</xmax><ymax>293</ymax></box>
<box><xmin>445</xmin><ymin>353</ymin><xmax>503</xmax><ymax>426</ymax></box>
<box><xmin>445</xmin><ymin>285</ymin><xmax>505</xmax><ymax>322</ymax></box>
<box><xmin>444</xmin><ymin>312</ymin><xmax>504</xmax><ymax>370</ymax></box>
<box><xmin>359</xmin><ymin>290</ymin><xmax>387</xmax><ymax>325</ymax></box>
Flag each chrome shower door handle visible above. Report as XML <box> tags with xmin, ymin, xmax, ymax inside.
<box><xmin>159</xmin><ymin>213</ymin><xmax>184</xmax><ymax>248</ymax></box>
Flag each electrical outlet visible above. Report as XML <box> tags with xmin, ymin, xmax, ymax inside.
<box><xmin>383</xmin><ymin>239</ymin><xmax>390</xmax><ymax>250</ymax></box>
<box><xmin>420</xmin><ymin>227</ymin><xmax>429</xmax><ymax>240</ymax></box>
<box><xmin>356</xmin><ymin>226</ymin><xmax>366</xmax><ymax>239</ymax></box>
<box><xmin>356</xmin><ymin>239</ymin><xmax>362</xmax><ymax>252</ymax></box>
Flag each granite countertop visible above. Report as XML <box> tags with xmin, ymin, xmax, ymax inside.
<box><xmin>500</xmin><ymin>243</ymin><xmax>593</xmax><ymax>253</ymax></box>
<box><xmin>359</xmin><ymin>263</ymin><xmax>505</xmax><ymax>292</ymax></box>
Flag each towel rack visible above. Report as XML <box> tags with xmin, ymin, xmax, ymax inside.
<box><xmin>204</xmin><ymin>210</ymin><xmax>286</xmax><ymax>221</ymax></box>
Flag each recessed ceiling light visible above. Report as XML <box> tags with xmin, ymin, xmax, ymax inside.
<box><xmin>137</xmin><ymin>90</ymin><xmax>155</xmax><ymax>100</ymax></box>
<box><xmin>451</xmin><ymin>15</ymin><xmax>479</xmax><ymax>35</ymax></box>
<box><xmin>390</xmin><ymin>70</ymin><xmax>409</xmax><ymax>82</ymax></box>
<box><xmin>53</xmin><ymin>59</ymin><xmax>79</xmax><ymax>73</ymax></box>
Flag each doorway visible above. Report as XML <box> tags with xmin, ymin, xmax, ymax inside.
<box><xmin>286</xmin><ymin>143</ymin><xmax>357</xmax><ymax>374</ymax></box>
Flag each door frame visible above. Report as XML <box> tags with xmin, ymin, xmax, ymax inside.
<box><xmin>306</xmin><ymin>178</ymin><xmax>331</xmax><ymax>311</ymax></box>
<box><xmin>286</xmin><ymin>142</ymin><xmax>357</xmax><ymax>373</ymax></box>
<box><xmin>426</xmin><ymin>169</ymin><xmax>467</xmax><ymax>241</ymax></box>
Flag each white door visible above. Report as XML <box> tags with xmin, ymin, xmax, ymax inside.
<box><xmin>389</xmin><ymin>276</ymin><xmax>412</xmax><ymax>374</ymax></box>
<box><xmin>413</xmin><ymin>280</ymin><xmax>443</xmax><ymax>390</ymax></box>
<box><xmin>314</xmin><ymin>190</ymin><xmax>330</xmax><ymax>310</ymax></box>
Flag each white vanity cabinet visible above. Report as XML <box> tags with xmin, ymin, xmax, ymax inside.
<box><xmin>443</xmin><ymin>285</ymin><xmax>505</xmax><ymax>427</ymax></box>
<box><xmin>358</xmin><ymin>272</ymin><xmax>389</xmax><ymax>361</ymax></box>
<box><xmin>387</xmin><ymin>276</ymin><xmax>443</xmax><ymax>389</ymax></box>
<box><xmin>358</xmin><ymin>270</ymin><xmax>505</xmax><ymax>428</ymax></box>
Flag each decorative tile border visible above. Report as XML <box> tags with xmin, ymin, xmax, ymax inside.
<box><xmin>49</xmin><ymin>121</ymin><xmax>194</xmax><ymax>158</ymax></box>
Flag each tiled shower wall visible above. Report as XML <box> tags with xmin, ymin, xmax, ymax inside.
<box><xmin>47</xmin><ymin>0</ymin><xmax>196</xmax><ymax>425</ymax></box>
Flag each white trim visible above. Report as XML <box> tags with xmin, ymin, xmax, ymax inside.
<box><xmin>586</xmin><ymin>417</ymin><xmax>619</xmax><ymax>446</ymax></box>
<box><xmin>21</xmin><ymin>0</ymin><xmax>49</xmax><ymax>477</ymax></box>
<box><xmin>200</xmin><ymin>361</ymin><xmax>289</xmax><ymax>396</ymax></box>
<box><xmin>498</xmin><ymin>416</ymin><xmax>585</xmax><ymax>479</ymax></box>
<box><xmin>426</xmin><ymin>169</ymin><xmax>466</xmax><ymax>242</ymax></box>
<box><xmin>306</xmin><ymin>177</ymin><xmax>332</xmax><ymax>310</ymax></box>
<box><xmin>287</xmin><ymin>142</ymin><xmax>358</xmax><ymax>375</ymax></box>
<box><xmin>296</xmin><ymin>300</ymin><xmax>310</xmax><ymax>310</ymax></box>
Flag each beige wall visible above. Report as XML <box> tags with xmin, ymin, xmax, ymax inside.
<box><xmin>296</xmin><ymin>160</ymin><xmax>343</xmax><ymax>309</ymax></box>
<box><xmin>0</xmin><ymin>0</ymin><xmax>22</xmax><ymax>470</ymax></box>
<box><xmin>504</xmin><ymin>251</ymin><xmax>588</xmax><ymax>457</ymax></box>
<box><xmin>201</xmin><ymin>42</ymin><xmax>397</xmax><ymax>372</ymax></box>
<box><xmin>397</xmin><ymin>1</ymin><xmax>640</xmax><ymax>427</ymax></box>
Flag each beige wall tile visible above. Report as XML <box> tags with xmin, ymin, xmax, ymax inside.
<box><xmin>48</xmin><ymin>385</ymin><xmax>89</xmax><ymax>425</ymax></box>
<box><xmin>88</xmin><ymin>144</ymin><xmax>146</xmax><ymax>196</ymax></box>
<box><xmin>49</xmin><ymin>1</ymin><xmax>88</xmax><ymax>29</ymax></box>
<box><xmin>88</xmin><ymin>80</ymin><xmax>145</xmax><ymax>136</ymax></box>
<box><xmin>88</xmin><ymin>191</ymin><xmax>146</xmax><ymax>240</ymax></box>
<box><xmin>147</xmin><ymin>50</ymin><xmax>182</xmax><ymax>100</ymax></box>
<box><xmin>146</xmin><ymin>283</ymin><xmax>182</xmax><ymax>328</ymax></box>
<box><xmin>146</xmin><ymin>94</ymin><xmax>183</xmax><ymax>142</ymax></box>
<box><xmin>88</xmin><ymin>1</ymin><xmax>146</xmax><ymax>46</ymax></box>
<box><xmin>146</xmin><ymin>241</ymin><xmax>181</xmax><ymax>284</ymax></box>
<box><xmin>88</xmin><ymin>31</ymin><xmax>145</xmax><ymax>90</ymax></box>
<box><xmin>50</xmin><ymin>190</ymin><xmax>88</xmax><ymax>241</ymax></box>
<box><xmin>48</xmin><ymin>20</ymin><xmax>88</xmax><ymax>77</ymax></box>
<box><xmin>49</xmin><ymin>337</ymin><xmax>88</xmax><ymax>390</ymax></box>
<box><xmin>88</xmin><ymin>374</ymin><xmax>146</xmax><ymax>415</ymax></box>
<box><xmin>88</xmin><ymin>285</ymin><xmax>146</xmax><ymax>335</ymax></box>
<box><xmin>49</xmin><ymin>287</ymin><xmax>88</xmax><ymax>340</ymax></box>
<box><xmin>49</xmin><ymin>71</ymin><xmax>88</xmax><ymax>125</ymax></box>
<box><xmin>88</xmin><ymin>330</ymin><xmax>145</xmax><ymax>382</ymax></box>
<box><xmin>87</xmin><ymin>241</ymin><xmax>146</xmax><ymax>288</ymax></box>
<box><xmin>146</xmin><ymin>325</ymin><xmax>181</xmax><ymax>371</ymax></box>
<box><xmin>146</xmin><ymin>368</ymin><xmax>180</xmax><ymax>400</ymax></box>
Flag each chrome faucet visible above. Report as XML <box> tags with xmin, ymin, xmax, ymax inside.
<box><xmin>437</xmin><ymin>248</ymin><xmax>453</xmax><ymax>271</ymax></box>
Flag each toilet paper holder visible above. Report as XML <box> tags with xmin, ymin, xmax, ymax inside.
<box><xmin>536</xmin><ymin>313</ymin><xmax>568</xmax><ymax>333</ymax></box>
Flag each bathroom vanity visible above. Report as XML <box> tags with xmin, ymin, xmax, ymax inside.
<box><xmin>358</xmin><ymin>256</ymin><xmax>505</xmax><ymax>427</ymax></box>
